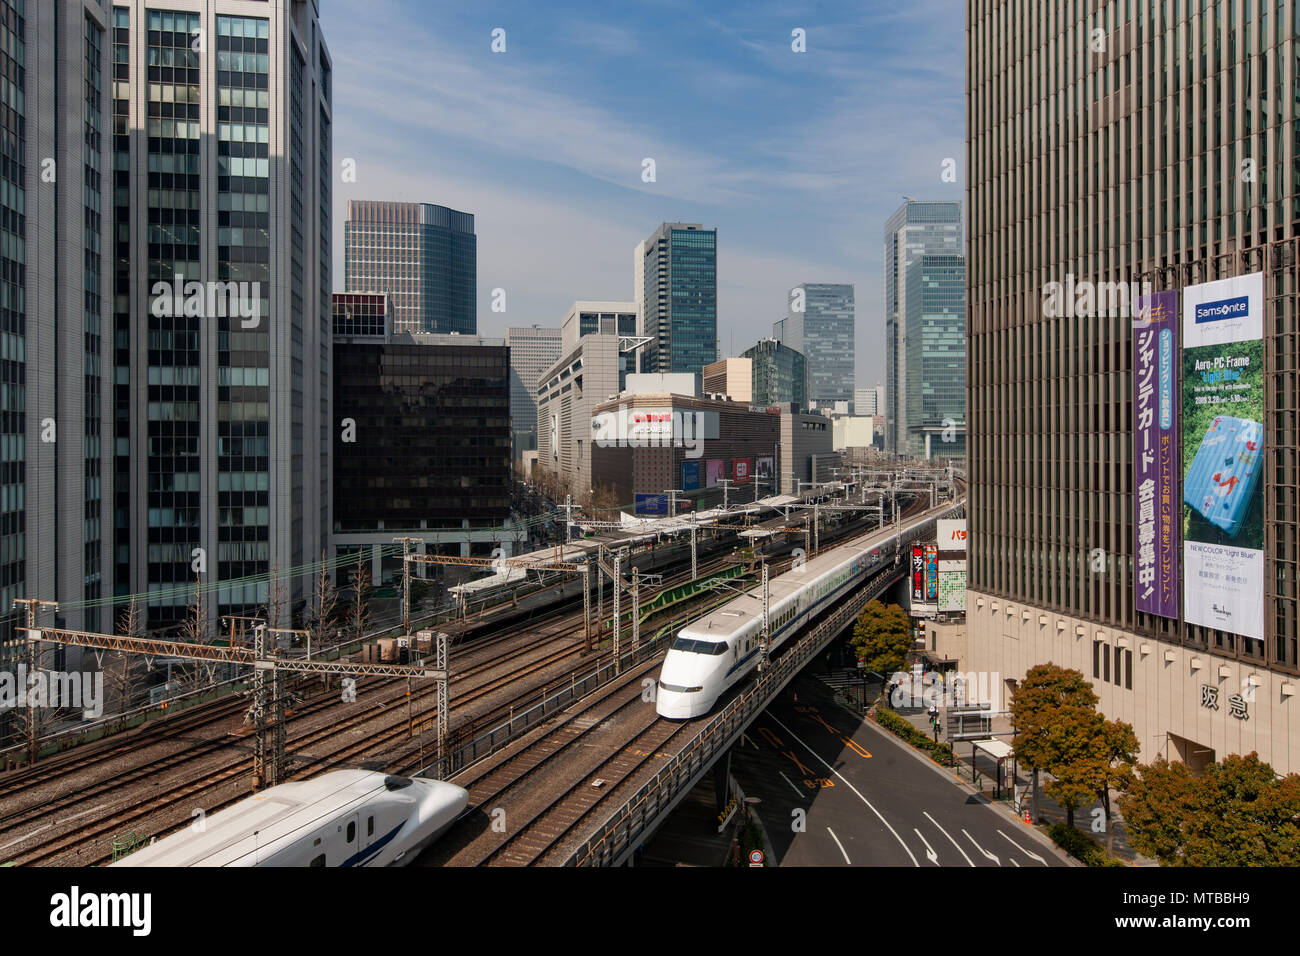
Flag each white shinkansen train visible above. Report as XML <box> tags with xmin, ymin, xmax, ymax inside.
<box><xmin>112</xmin><ymin>770</ymin><xmax>468</xmax><ymax>867</ymax></box>
<box><xmin>656</xmin><ymin>502</ymin><xmax>963</xmax><ymax>719</ymax></box>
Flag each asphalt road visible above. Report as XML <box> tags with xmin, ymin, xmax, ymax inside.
<box><xmin>732</xmin><ymin>675</ymin><xmax>1068</xmax><ymax>867</ymax></box>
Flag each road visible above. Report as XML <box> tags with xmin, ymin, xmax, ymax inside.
<box><xmin>732</xmin><ymin>675</ymin><xmax>1067</xmax><ymax>867</ymax></box>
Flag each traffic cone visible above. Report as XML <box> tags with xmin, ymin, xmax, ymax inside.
<box><xmin>1023</xmin><ymin>808</ymin><xmax>1032</xmax><ymax>825</ymax></box>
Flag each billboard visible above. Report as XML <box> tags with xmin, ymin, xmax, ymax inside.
<box><xmin>733</xmin><ymin>458</ymin><xmax>752</xmax><ymax>484</ymax></box>
<box><xmin>635</xmin><ymin>493</ymin><xmax>668</xmax><ymax>516</ymax></box>
<box><xmin>925</xmin><ymin>545</ymin><xmax>939</xmax><ymax>601</ymax></box>
<box><xmin>911</xmin><ymin>546</ymin><xmax>925</xmax><ymax>602</ymax></box>
<box><xmin>706</xmin><ymin>459</ymin><xmax>724</xmax><ymax>488</ymax></box>
<box><xmin>681</xmin><ymin>460</ymin><xmax>701</xmax><ymax>492</ymax></box>
<box><xmin>937</xmin><ymin>519</ymin><xmax>967</xmax><ymax>552</ymax></box>
<box><xmin>1134</xmin><ymin>290</ymin><xmax>1180</xmax><ymax>619</ymax></box>
<box><xmin>1182</xmin><ymin>273</ymin><xmax>1265</xmax><ymax>640</ymax></box>
<box><xmin>938</xmin><ymin>569</ymin><xmax>967</xmax><ymax>612</ymax></box>
<box><xmin>756</xmin><ymin>456</ymin><xmax>774</xmax><ymax>484</ymax></box>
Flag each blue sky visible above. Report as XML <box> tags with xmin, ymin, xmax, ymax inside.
<box><xmin>320</xmin><ymin>0</ymin><xmax>965</xmax><ymax>387</ymax></box>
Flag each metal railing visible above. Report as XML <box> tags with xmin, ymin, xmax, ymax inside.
<box><xmin>564</xmin><ymin>564</ymin><xmax>911</xmax><ymax>867</ymax></box>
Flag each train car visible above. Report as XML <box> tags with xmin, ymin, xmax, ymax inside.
<box><xmin>656</xmin><ymin>502</ymin><xmax>962</xmax><ymax>719</ymax></box>
<box><xmin>112</xmin><ymin>770</ymin><xmax>468</xmax><ymax>867</ymax></box>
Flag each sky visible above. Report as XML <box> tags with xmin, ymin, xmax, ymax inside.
<box><xmin>319</xmin><ymin>0</ymin><xmax>966</xmax><ymax>389</ymax></box>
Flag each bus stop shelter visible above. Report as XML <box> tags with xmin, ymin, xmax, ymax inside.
<box><xmin>969</xmin><ymin>738</ymin><xmax>1015</xmax><ymax>800</ymax></box>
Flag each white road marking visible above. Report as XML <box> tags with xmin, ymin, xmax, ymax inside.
<box><xmin>996</xmin><ymin>829</ymin><xmax>1048</xmax><ymax>866</ymax></box>
<box><xmin>769</xmin><ymin>713</ymin><xmax>918</xmax><ymax>867</ymax></box>
<box><xmin>963</xmin><ymin>828</ymin><xmax>1000</xmax><ymax>865</ymax></box>
<box><xmin>923</xmin><ymin>811</ymin><xmax>974</xmax><ymax>867</ymax></box>
<box><xmin>1010</xmin><ymin>858</ymin><xmax>1020</xmax><ymax>867</ymax></box>
<box><xmin>778</xmin><ymin>771</ymin><xmax>805</xmax><ymax>799</ymax></box>
<box><xmin>826</xmin><ymin>827</ymin><xmax>852</xmax><ymax>865</ymax></box>
<box><xmin>913</xmin><ymin>828</ymin><xmax>940</xmax><ymax>865</ymax></box>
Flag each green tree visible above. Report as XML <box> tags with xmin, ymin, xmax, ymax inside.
<box><xmin>1092</xmin><ymin>718</ymin><xmax>1140</xmax><ymax>853</ymax></box>
<box><xmin>1040</xmin><ymin>704</ymin><xmax>1104</xmax><ymax>828</ymax></box>
<box><xmin>1009</xmin><ymin>663</ymin><xmax>1099</xmax><ymax>824</ymax></box>
<box><xmin>850</xmin><ymin>600</ymin><xmax>911</xmax><ymax>686</ymax></box>
<box><xmin>1121</xmin><ymin>752</ymin><xmax>1300</xmax><ymax>866</ymax></box>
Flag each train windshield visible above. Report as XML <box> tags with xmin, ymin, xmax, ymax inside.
<box><xmin>670</xmin><ymin>636</ymin><xmax>729</xmax><ymax>655</ymax></box>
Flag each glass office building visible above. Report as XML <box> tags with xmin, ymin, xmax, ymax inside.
<box><xmin>742</xmin><ymin>338</ymin><xmax>807</xmax><ymax>410</ymax></box>
<box><xmin>903</xmin><ymin>254</ymin><xmax>965</xmax><ymax>458</ymax></box>
<box><xmin>344</xmin><ymin>200</ymin><xmax>477</xmax><ymax>335</ymax></box>
<box><xmin>639</xmin><ymin>223</ymin><xmax>717</xmax><ymax>376</ymax></box>
<box><xmin>775</xmin><ymin>283</ymin><xmax>854</xmax><ymax>409</ymax></box>
<box><xmin>883</xmin><ymin>200</ymin><xmax>962</xmax><ymax>455</ymax></box>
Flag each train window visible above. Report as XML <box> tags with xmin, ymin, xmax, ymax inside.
<box><xmin>313</xmin><ymin>837</ymin><xmax>321</xmax><ymax>847</ymax></box>
<box><xmin>346</xmin><ymin>822</ymin><xmax>356</xmax><ymax>843</ymax></box>
<box><xmin>367</xmin><ymin>816</ymin><xmax>374</xmax><ymax>837</ymax></box>
<box><xmin>310</xmin><ymin>854</ymin><xmax>326</xmax><ymax>867</ymax></box>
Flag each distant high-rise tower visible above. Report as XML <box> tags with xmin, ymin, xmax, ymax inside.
<box><xmin>775</xmin><ymin>283</ymin><xmax>854</xmax><ymax>410</ymax></box>
<box><xmin>638</xmin><ymin>223</ymin><xmax>717</xmax><ymax>376</ymax></box>
<box><xmin>111</xmin><ymin>1</ymin><xmax>333</xmax><ymax>627</ymax></box>
<box><xmin>345</xmin><ymin>200</ymin><xmax>477</xmax><ymax>335</ymax></box>
<box><xmin>506</xmin><ymin>326</ymin><xmax>563</xmax><ymax>461</ymax></box>
<box><xmin>883</xmin><ymin>201</ymin><xmax>962</xmax><ymax>455</ymax></box>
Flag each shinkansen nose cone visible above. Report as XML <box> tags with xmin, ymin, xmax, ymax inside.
<box><xmin>655</xmin><ymin>636</ymin><xmax>730</xmax><ymax>719</ymax></box>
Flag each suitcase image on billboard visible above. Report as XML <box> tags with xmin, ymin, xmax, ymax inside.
<box><xmin>1183</xmin><ymin>415</ymin><xmax>1263</xmax><ymax>537</ymax></box>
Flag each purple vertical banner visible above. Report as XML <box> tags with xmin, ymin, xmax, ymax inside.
<box><xmin>1134</xmin><ymin>290</ymin><xmax>1179</xmax><ymax>618</ymax></box>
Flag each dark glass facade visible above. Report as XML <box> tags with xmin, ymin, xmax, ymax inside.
<box><xmin>333</xmin><ymin>340</ymin><xmax>510</xmax><ymax>531</ymax></box>
<box><xmin>0</xmin><ymin>0</ymin><xmax>23</xmax><ymax>659</ymax></box>
<box><xmin>743</xmin><ymin>338</ymin><xmax>807</xmax><ymax>410</ymax></box>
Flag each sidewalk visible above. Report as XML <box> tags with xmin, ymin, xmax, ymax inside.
<box><xmin>816</xmin><ymin>670</ymin><xmax>1156</xmax><ymax>866</ymax></box>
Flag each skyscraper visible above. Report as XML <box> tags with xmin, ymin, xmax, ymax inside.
<box><xmin>967</xmin><ymin>1</ymin><xmax>1300</xmax><ymax>773</ymax></box>
<box><xmin>506</xmin><ymin>326</ymin><xmax>563</xmax><ymax>462</ymax></box>
<box><xmin>345</xmin><ymin>200</ymin><xmax>477</xmax><ymax>335</ymax></box>
<box><xmin>883</xmin><ymin>200</ymin><xmax>962</xmax><ymax>455</ymax></box>
<box><xmin>776</xmin><ymin>283</ymin><xmax>854</xmax><ymax>411</ymax></box>
<box><xmin>903</xmin><ymin>254</ymin><xmax>965</xmax><ymax>458</ymax></box>
<box><xmin>112</xmin><ymin>1</ymin><xmax>332</xmax><ymax>626</ymax></box>
<box><xmin>0</xmin><ymin>0</ymin><xmax>114</xmax><ymax>679</ymax></box>
<box><xmin>638</xmin><ymin>223</ymin><xmax>717</xmax><ymax>376</ymax></box>
<box><xmin>743</xmin><ymin>338</ymin><xmax>807</xmax><ymax>409</ymax></box>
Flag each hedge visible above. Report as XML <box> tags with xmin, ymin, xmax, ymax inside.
<box><xmin>871</xmin><ymin>706</ymin><xmax>953</xmax><ymax>763</ymax></box>
<box><xmin>1048</xmin><ymin>823</ymin><xmax>1124</xmax><ymax>867</ymax></box>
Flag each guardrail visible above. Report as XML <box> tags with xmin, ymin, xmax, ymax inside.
<box><xmin>564</xmin><ymin>563</ymin><xmax>912</xmax><ymax>867</ymax></box>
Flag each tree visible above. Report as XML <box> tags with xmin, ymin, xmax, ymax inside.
<box><xmin>306</xmin><ymin>551</ymin><xmax>339</xmax><ymax>656</ymax></box>
<box><xmin>105</xmin><ymin>597</ymin><xmax>144</xmax><ymax>721</ymax></box>
<box><xmin>347</xmin><ymin>551</ymin><xmax>373</xmax><ymax>645</ymax></box>
<box><xmin>1008</xmin><ymin>663</ymin><xmax>1099</xmax><ymax>824</ymax></box>
<box><xmin>1120</xmin><ymin>752</ymin><xmax>1300</xmax><ymax>866</ymax></box>
<box><xmin>850</xmin><ymin>601</ymin><xmax>911</xmax><ymax>685</ymax></box>
<box><xmin>176</xmin><ymin>573</ymin><xmax>215</xmax><ymax>695</ymax></box>
<box><xmin>1118</xmin><ymin>756</ymin><xmax>1199</xmax><ymax>865</ymax></box>
<box><xmin>1092</xmin><ymin>718</ymin><xmax>1140</xmax><ymax>853</ymax></box>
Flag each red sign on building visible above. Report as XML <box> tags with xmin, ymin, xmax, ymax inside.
<box><xmin>733</xmin><ymin>458</ymin><xmax>752</xmax><ymax>484</ymax></box>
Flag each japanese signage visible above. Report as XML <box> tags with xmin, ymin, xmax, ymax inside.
<box><xmin>756</xmin><ymin>456</ymin><xmax>774</xmax><ymax>483</ymax></box>
<box><xmin>937</xmin><ymin>519</ymin><xmax>967</xmax><ymax>552</ymax></box>
<box><xmin>912</xmin><ymin>546</ymin><xmax>924</xmax><ymax>602</ymax></box>
<box><xmin>634</xmin><ymin>493</ymin><xmax>668</xmax><ymax>516</ymax></box>
<box><xmin>925</xmin><ymin>545</ymin><xmax>938</xmax><ymax>601</ymax></box>
<box><xmin>681</xmin><ymin>460</ymin><xmax>700</xmax><ymax>492</ymax></box>
<box><xmin>937</xmin><ymin>568</ymin><xmax>967</xmax><ymax>613</ymax></box>
<box><xmin>1182</xmin><ymin>273</ymin><xmax>1265</xmax><ymax>640</ymax></box>
<box><xmin>733</xmin><ymin>458</ymin><xmax>752</xmax><ymax>484</ymax></box>
<box><xmin>1200</xmin><ymin>684</ymin><xmax>1249</xmax><ymax>721</ymax></box>
<box><xmin>1134</xmin><ymin>289</ymin><xmax>1179</xmax><ymax>619</ymax></box>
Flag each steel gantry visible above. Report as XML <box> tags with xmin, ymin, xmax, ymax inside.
<box><xmin>16</xmin><ymin>613</ymin><xmax>447</xmax><ymax>788</ymax></box>
<box><xmin>403</xmin><ymin>550</ymin><xmax>594</xmax><ymax>649</ymax></box>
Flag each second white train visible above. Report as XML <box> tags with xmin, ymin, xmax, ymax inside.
<box><xmin>656</xmin><ymin>503</ymin><xmax>960</xmax><ymax>719</ymax></box>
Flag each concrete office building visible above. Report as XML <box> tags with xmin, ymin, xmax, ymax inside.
<box><xmin>332</xmin><ymin>326</ymin><xmax>513</xmax><ymax>583</ymax></box>
<box><xmin>743</xmin><ymin>338</ymin><xmax>807</xmax><ymax>410</ymax></box>
<box><xmin>344</xmin><ymin>200</ymin><xmax>476</xmax><ymax>335</ymax></box>
<box><xmin>884</xmin><ymin>201</ymin><xmax>962</xmax><ymax>456</ymax></box>
<box><xmin>638</xmin><ymin>223</ymin><xmax>717</xmax><ymax>376</ymax></box>
<box><xmin>0</xmin><ymin>0</ymin><xmax>115</xmax><ymax>704</ymax></box>
<box><xmin>702</xmin><ymin>357</ymin><xmax>752</xmax><ymax>402</ymax></box>
<box><xmin>109</xmin><ymin>1</ymin><xmax>332</xmax><ymax>627</ymax></box>
<box><xmin>855</xmin><ymin>384</ymin><xmax>885</xmax><ymax>418</ymax></box>
<box><xmin>967</xmin><ymin>0</ymin><xmax>1300</xmax><ymax>772</ymax></box>
<box><xmin>778</xmin><ymin>411</ymin><xmax>834</xmax><ymax>495</ymax></box>
<box><xmin>775</xmin><ymin>283</ymin><xmax>855</xmax><ymax>409</ymax></box>
<box><xmin>506</xmin><ymin>325</ymin><xmax>563</xmax><ymax>463</ymax></box>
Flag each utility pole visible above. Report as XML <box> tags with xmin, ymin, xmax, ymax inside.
<box><xmin>718</xmin><ymin>479</ymin><xmax>733</xmax><ymax>511</ymax></box>
<box><xmin>13</xmin><ymin>598</ymin><xmax>57</xmax><ymax>766</ymax></box>
<box><xmin>664</xmin><ymin>488</ymin><xmax>683</xmax><ymax>518</ymax></box>
<box><xmin>395</xmin><ymin>537</ymin><xmax>422</xmax><ymax>638</ymax></box>
<box><xmin>630</xmin><ymin>567</ymin><xmax>639</xmax><ymax>661</ymax></box>
<box><xmin>612</xmin><ymin>549</ymin><xmax>622</xmax><ymax>673</ymax></box>
<box><xmin>759</xmin><ymin>561</ymin><xmax>770</xmax><ymax>671</ymax></box>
